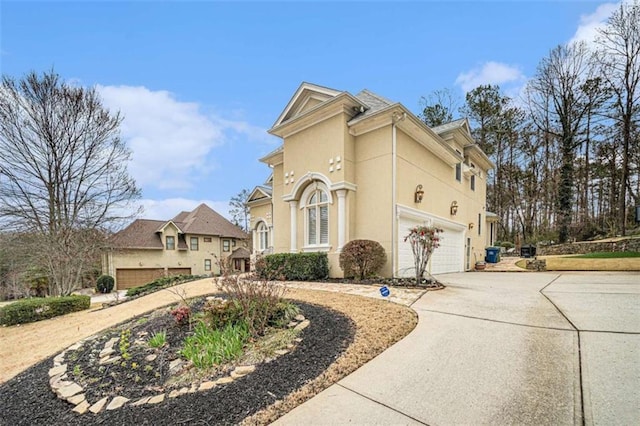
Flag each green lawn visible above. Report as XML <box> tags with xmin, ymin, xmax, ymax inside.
<box><xmin>570</xmin><ymin>252</ymin><xmax>640</xmax><ymax>259</ymax></box>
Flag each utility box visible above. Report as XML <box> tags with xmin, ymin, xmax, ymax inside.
<box><xmin>485</xmin><ymin>247</ymin><xmax>500</xmax><ymax>263</ymax></box>
<box><xmin>521</xmin><ymin>244</ymin><xmax>537</xmax><ymax>258</ymax></box>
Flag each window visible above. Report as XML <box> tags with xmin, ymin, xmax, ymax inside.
<box><xmin>257</xmin><ymin>222</ymin><xmax>269</xmax><ymax>251</ymax></box>
<box><xmin>232</xmin><ymin>240</ymin><xmax>236</xmax><ymax>247</ymax></box>
<box><xmin>190</xmin><ymin>237</ymin><xmax>199</xmax><ymax>251</ymax></box>
<box><xmin>471</xmin><ymin>175</ymin><xmax>476</xmax><ymax>191</ymax></box>
<box><xmin>203</xmin><ymin>237</ymin><xmax>212</xmax><ymax>243</ymax></box>
<box><xmin>455</xmin><ymin>150</ymin><xmax>462</xmax><ymax>182</ymax></box>
<box><xmin>165</xmin><ymin>236</ymin><xmax>175</xmax><ymax>250</ymax></box>
<box><xmin>478</xmin><ymin>213</ymin><xmax>482</xmax><ymax>236</ymax></box>
<box><xmin>223</xmin><ymin>240</ymin><xmax>230</xmax><ymax>252</ymax></box>
<box><xmin>204</xmin><ymin>259</ymin><xmax>211</xmax><ymax>271</ymax></box>
<box><xmin>306</xmin><ymin>188</ymin><xmax>329</xmax><ymax>245</ymax></box>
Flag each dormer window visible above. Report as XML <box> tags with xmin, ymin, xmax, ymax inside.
<box><xmin>166</xmin><ymin>236</ymin><xmax>175</xmax><ymax>250</ymax></box>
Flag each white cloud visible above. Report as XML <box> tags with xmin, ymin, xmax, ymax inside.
<box><xmin>96</xmin><ymin>85</ymin><xmax>275</xmax><ymax>192</ymax></box>
<box><xmin>455</xmin><ymin>61</ymin><xmax>527</xmax><ymax>93</ymax></box>
<box><xmin>569</xmin><ymin>2</ymin><xmax>618</xmax><ymax>46</ymax></box>
<box><xmin>137</xmin><ymin>198</ymin><xmax>232</xmax><ymax>221</ymax></box>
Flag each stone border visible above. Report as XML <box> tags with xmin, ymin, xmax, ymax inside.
<box><xmin>49</xmin><ymin>314</ymin><xmax>310</xmax><ymax>415</ymax></box>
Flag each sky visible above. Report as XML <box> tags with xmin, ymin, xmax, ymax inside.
<box><xmin>0</xmin><ymin>0</ymin><xmax>620</xmax><ymax>222</ymax></box>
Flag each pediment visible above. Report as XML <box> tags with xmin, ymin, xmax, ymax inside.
<box><xmin>272</xmin><ymin>82</ymin><xmax>342</xmax><ymax>128</ymax></box>
<box><xmin>247</xmin><ymin>186</ymin><xmax>272</xmax><ymax>203</ymax></box>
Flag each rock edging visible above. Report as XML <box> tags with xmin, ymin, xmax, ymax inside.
<box><xmin>49</xmin><ymin>314</ymin><xmax>308</xmax><ymax>415</ymax></box>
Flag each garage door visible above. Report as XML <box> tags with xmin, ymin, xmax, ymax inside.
<box><xmin>116</xmin><ymin>268</ymin><xmax>164</xmax><ymax>290</ymax></box>
<box><xmin>168</xmin><ymin>268</ymin><xmax>191</xmax><ymax>276</ymax></box>
<box><xmin>397</xmin><ymin>216</ymin><xmax>465</xmax><ymax>277</ymax></box>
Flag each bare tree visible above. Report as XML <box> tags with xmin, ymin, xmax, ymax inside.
<box><xmin>595</xmin><ymin>1</ymin><xmax>640</xmax><ymax>235</ymax></box>
<box><xmin>0</xmin><ymin>71</ymin><xmax>140</xmax><ymax>295</ymax></box>
<box><xmin>229</xmin><ymin>188</ymin><xmax>251</xmax><ymax>232</ymax></box>
<box><xmin>418</xmin><ymin>88</ymin><xmax>460</xmax><ymax>127</ymax></box>
<box><xmin>526</xmin><ymin>42</ymin><xmax>596</xmax><ymax>243</ymax></box>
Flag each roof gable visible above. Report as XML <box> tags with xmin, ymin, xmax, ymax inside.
<box><xmin>178</xmin><ymin>204</ymin><xmax>247</xmax><ymax>238</ymax></box>
<box><xmin>272</xmin><ymin>82</ymin><xmax>342</xmax><ymax>128</ymax></box>
<box><xmin>111</xmin><ymin>204</ymin><xmax>247</xmax><ymax>249</ymax></box>
<box><xmin>247</xmin><ymin>186</ymin><xmax>272</xmax><ymax>203</ymax></box>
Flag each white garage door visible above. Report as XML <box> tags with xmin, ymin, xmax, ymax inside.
<box><xmin>397</xmin><ymin>215</ymin><xmax>465</xmax><ymax>277</ymax></box>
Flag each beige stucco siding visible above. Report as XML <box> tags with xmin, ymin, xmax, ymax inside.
<box><xmin>395</xmin><ymin>129</ymin><xmax>489</xmax><ymax>264</ymax></box>
<box><xmin>353</xmin><ymin>127</ymin><xmax>393</xmax><ymax>276</ymax></box>
<box><xmin>283</xmin><ymin>113</ymin><xmax>347</xmax><ymax>185</ymax></box>
<box><xmin>272</xmin><ymin>164</ymin><xmax>288</xmax><ymax>254</ymax></box>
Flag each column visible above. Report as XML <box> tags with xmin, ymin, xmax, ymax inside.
<box><xmin>289</xmin><ymin>201</ymin><xmax>298</xmax><ymax>252</ymax></box>
<box><xmin>336</xmin><ymin>189</ymin><xmax>347</xmax><ymax>251</ymax></box>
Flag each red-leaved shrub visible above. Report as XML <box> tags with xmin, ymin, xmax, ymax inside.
<box><xmin>339</xmin><ymin>240</ymin><xmax>387</xmax><ymax>280</ymax></box>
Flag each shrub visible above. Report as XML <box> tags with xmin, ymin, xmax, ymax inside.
<box><xmin>339</xmin><ymin>239</ymin><xmax>387</xmax><ymax>280</ymax></box>
<box><xmin>96</xmin><ymin>275</ymin><xmax>115</xmax><ymax>294</ymax></box>
<box><xmin>498</xmin><ymin>241</ymin><xmax>515</xmax><ymax>249</ymax></box>
<box><xmin>203</xmin><ymin>298</ymin><xmax>244</xmax><ymax>330</ymax></box>
<box><xmin>125</xmin><ymin>274</ymin><xmax>205</xmax><ymax>298</ymax></box>
<box><xmin>258</xmin><ymin>252</ymin><xmax>328</xmax><ymax>281</ymax></box>
<box><xmin>0</xmin><ymin>295</ymin><xmax>91</xmax><ymax>326</ymax></box>
<box><xmin>170</xmin><ymin>304</ymin><xmax>191</xmax><ymax>326</ymax></box>
<box><xmin>218</xmin><ymin>271</ymin><xmax>288</xmax><ymax>337</ymax></box>
<box><xmin>180</xmin><ymin>320</ymin><xmax>250</xmax><ymax>368</ymax></box>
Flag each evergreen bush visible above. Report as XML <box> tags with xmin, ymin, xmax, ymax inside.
<box><xmin>258</xmin><ymin>252</ymin><xmax>329</xmax><ymax>281</ymax></box>
<box><xmin>0</xmin><ymin>295</ymin><xmax>91</xmax><ymax>326</ymax></box>
<box><xmin>96</xmin><ymin>275</ymin><xmax>115</xmax><ymax>293</ymax></box>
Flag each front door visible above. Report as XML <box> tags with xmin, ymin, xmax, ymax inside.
<box><xmin>466</xmin><ymin>238</ymin><xmax>471</xmax><ymax>270</ymax></box>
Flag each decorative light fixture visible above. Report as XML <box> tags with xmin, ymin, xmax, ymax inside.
<box><xmin>414</xmin><ymin>185</ymin><xmax>425</xmax><ymax>203</ymax></box>
<box><xmin>450</xmin><ymin>201</ymin><xmax>459</xmax><ymax>216</ymax></box>
<box><xmin>469</xmin><ymin>223</ymin><xmax>474</xmax><ymax>230</ymax></box>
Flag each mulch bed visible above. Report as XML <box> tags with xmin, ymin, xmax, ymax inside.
<box><xmin>0</xmin><ymin>301</ymin><xmax>354</xmax><ymax>425</ymax></box>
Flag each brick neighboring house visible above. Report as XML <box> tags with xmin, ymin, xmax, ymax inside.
<box><xmin>103</xmin><ymin>203</ymin><xmax>248</xmax><ymax>289</ymax></box>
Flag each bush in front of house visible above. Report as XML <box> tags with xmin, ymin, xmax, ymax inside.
<box><xmin>0</xmin><ymin>295</ymin><xmax>91</xmax><ymax>326</ymax></box>
<box><xmin>339</xmin><ymin>239</ymin><xmax>387</xmax><ymax>280</ymax></box>
<box><xmin>125</xmin><ymin>274</ymin><xmax>206</xmax><ymax>298</ymax></box>
<box><xmin>96</xmin><ymin>275</ymin><xmax>115</xmax><ymax>294</ymax></box>
<box><xmin>258</xmin><ymin>252</ymin><xmax>329</xmax><ymax>281</ymax></box>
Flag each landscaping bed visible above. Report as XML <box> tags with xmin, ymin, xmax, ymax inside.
<box><xmin>0</xmin><ymin>286</ymin><xmax>418</xmax><ymax>424</ymax></box>
<box><xmin>0</xmin><ymin>301</ymin><xmax>353</xmax><ymax>425</ymax></box>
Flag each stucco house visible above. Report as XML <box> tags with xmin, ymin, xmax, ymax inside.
<box><xmin>103</xmin><ymin>203</ymin><xmax>248</xmax><ymax>289</ymax></box>
<box><xmin>248</xmin><ymin>82</ymin><xmax>495</xmax><ymax>278</ymax></box>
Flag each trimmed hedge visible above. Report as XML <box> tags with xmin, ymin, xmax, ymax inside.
<box><xmin>258</xmin><ymin>252</ymin><xmax>329</xmax><ymax>281</ymax></box>
<box><xmin>0</xmin><ymin>295</ymin><xmax>91</xmax><ymax>326</ymax></box>
<box><xmin>125</xmin><ymin>274</ymin><xmax>206</xmax><ymax>298</ymax></box>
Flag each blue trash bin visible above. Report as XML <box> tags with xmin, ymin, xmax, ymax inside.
<box><xmin>485</xmin><ymin>247</ymin><xmax>500</xmax><ymax>263</ymax></box>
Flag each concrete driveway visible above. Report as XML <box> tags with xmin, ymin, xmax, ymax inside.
<box><xmin>275</xmin><ymin>272</ymin><xmax>640</xmax><ymax>425</ymax></box>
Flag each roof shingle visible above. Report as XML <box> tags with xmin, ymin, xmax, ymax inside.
<box><xmin>111</xmin><ymin>204</ymin><xmax>247</xmax><ymax>249</ymax></box>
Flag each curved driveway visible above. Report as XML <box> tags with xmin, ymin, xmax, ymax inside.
<box><xmin>275</xmin><ymin>272</ymin><xmax>640</xmax><ymax>425</ymax></box>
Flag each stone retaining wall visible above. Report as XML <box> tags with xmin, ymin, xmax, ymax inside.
<box><xmin>538</xmin><ymin>238</ymin><xmax>640</xmax><ymax>255</ymax></box>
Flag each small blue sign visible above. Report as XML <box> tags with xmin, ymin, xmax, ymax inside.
<box><xmin>379</xmin><ymin>285</ymin><xmax>390</xmax><ymax>297</ymax></box>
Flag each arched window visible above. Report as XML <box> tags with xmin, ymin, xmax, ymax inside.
<box><xmin>306</xmin><ymin>188</ymin><xmax>329</xmax><ymax>245</ymax></box>
<box><xmin>257</xmin><ymin>221</ymin><xmax>269</xmax><ymax>251</ymax></box>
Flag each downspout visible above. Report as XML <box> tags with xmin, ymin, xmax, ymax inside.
<box><xmin>391</xmin><ymin>111</ymin><xmax>406</xmax><ymax>277</ymax></box>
